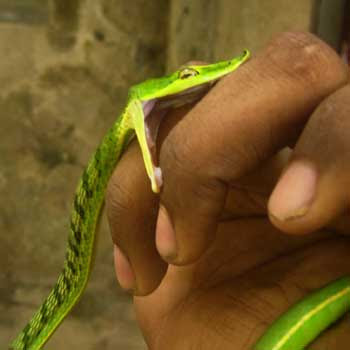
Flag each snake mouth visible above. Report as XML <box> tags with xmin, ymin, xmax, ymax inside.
<box><xmin>156</xmin><ymin>80</ymin><xmax>215</xmax><ymax>110</ymax></box>
<box><xmin>141</xmin><ymin>81</ymin><xmax>216</xmax><ymax>190</ymax></box>
<box><xmin>142</xmin><ymin>80</ymin><xmax>216</xmax><ymax>117</ymax></box>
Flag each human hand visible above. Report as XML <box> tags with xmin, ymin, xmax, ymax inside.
<box><xmin>106</xmin><ymin>32</ymin><xmax>350</xmax><ymax>349</ymax></box>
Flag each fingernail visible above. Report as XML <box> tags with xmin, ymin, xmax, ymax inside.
<box><xmin>156</xmin><ymin>205</ymin><xmax>177</xmax><ymax>260</ymax></box>
<box><xmin>269</xmin><ymin>160</ymin><xmax>317</xmax><ymax>221</ymax></box>
<box><xmin>114</xmin><ymin>245</ymin><xmax>136</xmax><ymax>291</ymax></box>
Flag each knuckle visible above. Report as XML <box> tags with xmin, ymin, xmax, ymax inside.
<box><xmin>160</xmin><ymin>130</ymin><xmax>193</xmax><ymax>179</ymax></box>
<box><xmin>266</xmin><ymin>31</ymin><xmax>348</xmax><ymax>88</ymax></box>
<box><xmin>106</xmin><ymin>177</ymin><xmax>135</xmax><ymax>234</ymax></box>
<box><xmin>161</xmin><ymin>131</ymin><xmax>224</xmax><ymax>207</ymax></box>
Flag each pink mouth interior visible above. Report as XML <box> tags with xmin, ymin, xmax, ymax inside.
<box><xmin>141</xmin><ymin>82</ymin><xmax>214</xmax><ymax>190</ymax></box>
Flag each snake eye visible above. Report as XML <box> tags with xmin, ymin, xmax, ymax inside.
<box><xmin>179</xmin><ymin>67</ymin><xmax>199</xmax><ymax>79</ymax></box>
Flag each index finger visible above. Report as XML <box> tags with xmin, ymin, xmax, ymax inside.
<box><xmin>155</xmin><ymin>31</ymin><xmax>348</xmax><ymax>264</ymax></box>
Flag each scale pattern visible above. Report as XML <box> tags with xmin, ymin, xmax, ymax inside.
<box><xmin>10</xmin><ymin>112</ymin><xmax>134</xmax><ymax>350</ymax></box>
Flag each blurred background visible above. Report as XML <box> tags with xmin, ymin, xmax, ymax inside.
<box><xmin>0</xmin><ymin>0</ymin><xmax>346</xmax><ymax>349</ymax></box>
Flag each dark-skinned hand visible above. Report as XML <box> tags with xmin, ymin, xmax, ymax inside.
<box><xmin>106</xmin><ymin>32</ymin><xmax>350</xmax><ymax>349</ymax></box>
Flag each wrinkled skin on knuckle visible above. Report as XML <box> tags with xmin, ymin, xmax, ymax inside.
<box><xmin>106</xmin><ymin>175</ymin><xmax>135</xmax><ymax>242</ymax></box>
<box><xmin>264</xmin><ymin>31</ymin><xmax>348</xmax><ymax>92</ymax></box>
<box><xmin>160</xmin><ymin>131</ymin><xmax>226</xmax><ymax>216</ymax></box>
<box><xmin>160</xmin><ymin>126</ymin><xmax>198</xmax><ymax>184</ymax></box>
<box><xmin>213</xmin><ymin>123</ymin><xmax>276</xmax><ymax>182</ymax></box>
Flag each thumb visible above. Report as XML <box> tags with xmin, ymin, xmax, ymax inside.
<box><xmin>155</xmin><ymin>32</ymin><xmax>348</xmax><ymax>265</ymax></box>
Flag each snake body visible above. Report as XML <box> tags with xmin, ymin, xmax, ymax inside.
<box><xmin>11</xmin><ymin>115</ymin><xmax>134</xmax><ymax>349</ymax></box>
<box><xmin>10</xmin><ymin>51</ymin><xmax>250</xmax><ymax>349</ymax></box>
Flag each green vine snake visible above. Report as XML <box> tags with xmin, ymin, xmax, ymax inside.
<box><xmin>9</xmin><ymin>50</ymin><xmax>350</xmax><ymax>350</ymax></box>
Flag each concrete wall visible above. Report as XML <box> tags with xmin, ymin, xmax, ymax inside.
<box><xmin>0</xmin><ymin>0</ymin><xmax>316</xmax><ymax>348</ymax></box>
<box><xmin>167</xmin><ymin>0</ymin><xmax>315</xmax><ymax>68</ymax></box>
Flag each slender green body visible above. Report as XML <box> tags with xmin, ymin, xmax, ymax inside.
<box><xmin>10</xmin><ymin>51</ymin><xmax>250</xmax><ymax>349</ymax></box>
<box><xmin>10</xmin><ymin>115</ymin><xmax>135</xmax><ymax>350</ymax></box>
<box><xmin>253</xmin><ymin>277</ymin><xmax>350</xmax><ymax>350</ymax></box>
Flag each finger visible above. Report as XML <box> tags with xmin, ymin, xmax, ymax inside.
<box><xmin>269</xmin><ymin>83</ymin><xmax>350</xmax><ymax>234</ymax></box>
<box><xmin>155</xmin><ymin>31</ymin><xmax>348</xmax><ymax>265</ymax></box>
<box><xmin>106</xmin><ymin>139</ymin><xmax>167</xmax><ymax>295</ymax></box>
